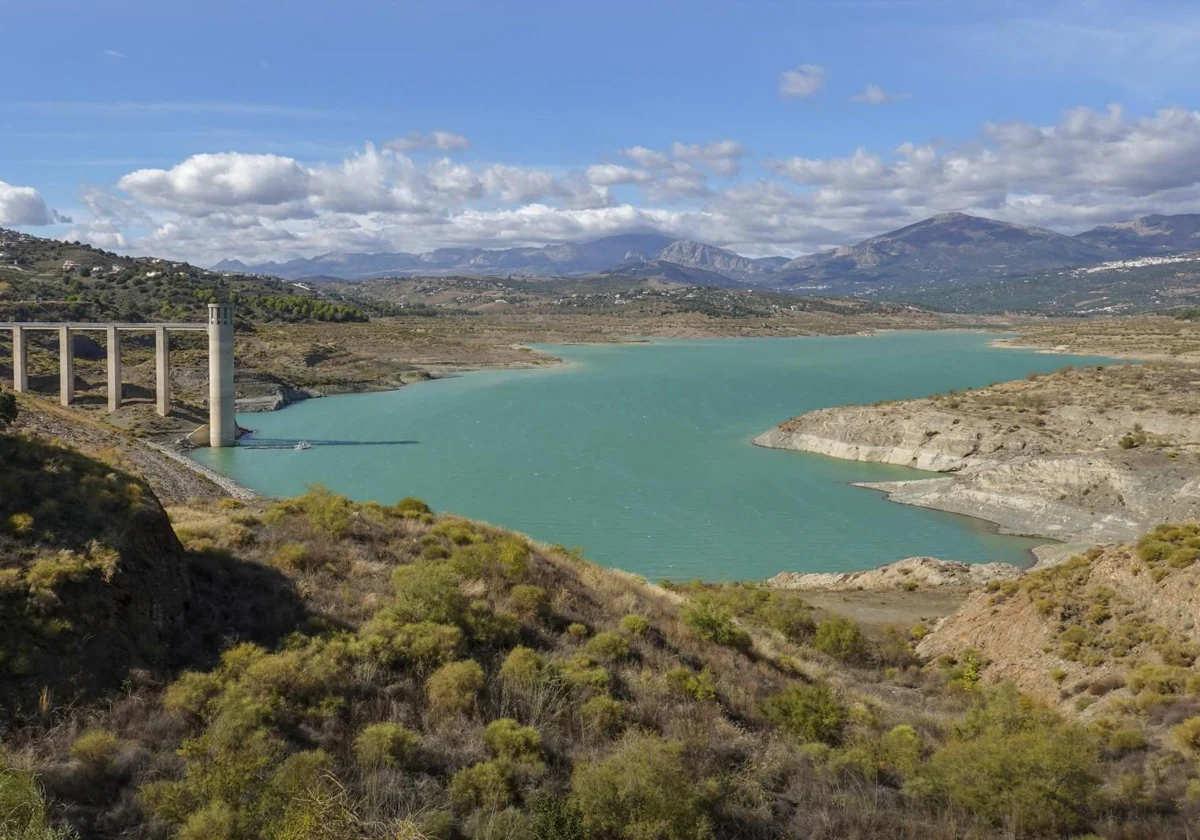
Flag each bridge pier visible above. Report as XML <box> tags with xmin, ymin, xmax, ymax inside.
<box><xmin>59</xmin><ymin>326</ymin><xmax>74</xmax><ymax>406</ymax></box>
<box><xmin>208</xmin><ymin>303</ymin><xmax>236</xmax><ymax>447</ymax></box>
<box><xmin>106</xmin><ymin>325</ymin><xmax>122</xmax><ymax>412</ymax></box>
<box><xmin>12</xmin><ymin>325</ymin><xmax>27</xmax><ymax>392</ymax></box>
<box><xmin>155</xmin><ymin>326</ymin><xmax>171</xmax><ymax>417</ymax></box>
<box><xmin>4</xmin><ymin>309</ymin><xmax>235</xmax><ymax>447</ymax></box>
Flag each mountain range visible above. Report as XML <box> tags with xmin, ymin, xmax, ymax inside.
<box><xmin>215</xmin><ymin>212</ymin><xmax>1200</xmax><ymax>291</ymax></box>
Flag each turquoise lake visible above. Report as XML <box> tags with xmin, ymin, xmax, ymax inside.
<box><xmin>192</xmin><ymin>331</ymin><xmax>1110</xmax><ymax>581</ymax></box>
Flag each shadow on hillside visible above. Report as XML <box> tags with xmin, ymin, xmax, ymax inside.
<box><xmin>175</xmin><ymin>547</ymin><xmax>310</xmax><ymax>672</ymax></box>
<box><xmin>0</xmin><ymin>432</ymin><xmax>310</xmax><ymax>723</ymax></box>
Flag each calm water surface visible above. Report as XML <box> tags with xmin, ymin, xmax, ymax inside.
<box><xmin>193</xmin><ymin>331</ymin><xmax>1110</xmax><ymax>581</ymax></box>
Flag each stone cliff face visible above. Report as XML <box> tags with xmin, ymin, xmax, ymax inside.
<box><xmin>754</xmin><ymin>365</ymin><xmax>1200</xmax><ymax>551</ymax></box>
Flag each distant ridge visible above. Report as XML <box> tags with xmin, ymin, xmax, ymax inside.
<box><xmin>773</xmin><ymin>213</ymin><xmax>1113</xmax><ymax>288</ymax></box>
<box><xmin>214</xmin><ymin>212</ymin><xmax>1200</xmax><ymax>296</ymax></box>
<box><xmin>1073</xmin><ymin>214</ymin><xmax>1200</xmax><ymax>256</ymax></box>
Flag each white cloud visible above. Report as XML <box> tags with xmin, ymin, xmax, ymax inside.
<box><xmin>670</xmin><ymin>140</ymin><xmax>746</xmax><ymax>175</ymax></box>
<box><xmin>119</xmin><ymin>152</ymin><xmax>315</xmax><ymax>215</ymax></box>
<box><xmin>384</xmin><ymin>130</ymin><xmax>471</xmax><ymax>153</ymax></box>
<box><xmin>849</xmin><ymin>83</ymin><xmax>911</xmax><ymax>105</ymax></box>
<box><xmin>621</xmin><ymin>146</ymin><xmax>670</xmax><ymax>168</ymax></box>
<box><xmin>480</xmin><ymin>165</ymin><xmax>560</xmax><ymax>203</ymax></box>
<box><xmin>426</xmin><ymin>157</ymin><xmax>484</xmax><ymax>198</ymax></box>
<box><xmin>779</xmin><ymin>64</ymin><xmax>826</xmax><ymax>98</ymax></box>
<box><xmin>82</xmin><ymin>103</ymin><xmax>1200</xmax><ymax>265</ymax></box>
<box><xmin>0</xmin><ymin>181</ymin><xmax>65</xmax><ymax>226</ymax></box>
<box><xmin>102</xmin><ymin>49</ymin><xmax>125</xmax><ymax>59</ymax></box>
<box><xmin>585</xmin><ymin>164</ymin><xmax>651</xmax><ymax>186</ymax></box>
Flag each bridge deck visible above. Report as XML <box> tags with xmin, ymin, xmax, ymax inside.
<box><xmin>0</xmin><ymin>322</ymin><xmax>207</xmax><ymax>331</ymax></box>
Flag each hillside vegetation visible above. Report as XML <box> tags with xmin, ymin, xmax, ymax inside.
<box><xmin>0</xmin><ymin>229</ymin><xmax>385</xmax><ymax>324</ymax></box>
<box><xmin>2</xmin><ymin>405</ymin><xmax>1200</xmax><ymax>838</ymax></box>
<box><xmin>919</xmin><ymin>526</ymin><xmax>1200</xmax><ymax>803</ymax></box>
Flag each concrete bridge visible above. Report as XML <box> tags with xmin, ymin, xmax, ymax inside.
<box><xmin>2</xmin><ymin>302</ymin><xmax>237</xmax><ymax>447</ymax></box>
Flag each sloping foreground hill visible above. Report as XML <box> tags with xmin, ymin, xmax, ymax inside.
<box><xmin>3</xmin><ymin>410</ymin><xmax>1200</xmax><ymax>837</ymax></box>
<box><xmin>918</xmin><ymin>526</ymin><xmax>1200</xmax><ymax>802</ymax></box>
<box><xmin>919</xmin><ymin>527</ymin><xmax>1200</xmax><ymax>713</ymax></box>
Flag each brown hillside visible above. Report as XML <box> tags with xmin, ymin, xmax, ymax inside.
<box><xmin>919</xmin><ymin>525</ymin><xmax>1200</xmax><ymax>719</ymax></box>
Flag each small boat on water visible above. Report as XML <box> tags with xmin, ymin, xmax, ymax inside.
<box><xmin>294</xmin><ymin>441</ymin><xmax>312</xmax><ymax>450</ymax></box>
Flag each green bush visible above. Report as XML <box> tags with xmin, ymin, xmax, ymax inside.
<box><xmin>359</xmin><ymin>617</ymin><xmax>463</xmax><ymax>668</ymax></box>
<box><xmin>580</xmin><ymin>695</ymin><xmax>626</xmax><ymax>738</ymax></box>
<box><xmin>427</xmin><ymin>660</ymin><xmax>485</xmax><ymax>718</ymax></box>
<box><xmin>585</xmin><ymin>631</ymin><xmax>630</xmax><ymax>662</ymax></box>
<box><xmin>270</xmin><ymin>543</ymin><xmax>318</xmax><ymax>572</ymax></box>
<box><xmin>619</xmin><ymin>615</ymin><xmax>649</xmax><ymax>636</ymax></box>
<box><xmin>566</xmin><ymin>623</ymin><xmax>590</xmax><ymax>639</ymax></box>
<box><xmin>907</xmin><ymin>725</ymin><xmax>1099</xmax><ymax>834</ymax></box>
<box><xmin>1170</xmin><ymin>717</ymin><xmax>1200</xmax><ymax>759</ymax></box>
<box><xmin>461</xmin><ymin>601</ymin><xmax>520</xmax><ymax>648</ymax></box>
<box><xmin>0</xmin><ymin>760</ymin><xmax>73</xmax><ymax>840</ymax></box>
<box><xmin>7</xmin><ymin>512</ymin><xmax>33</xmax><ymax>537</ymax></box>
<box><xmin>178</xmin><ymin>799</ymin><xmax>236</xmax><ymax>840</ymax></box>
<box><xmin>571</xmin><ymin>734</ymin><xmax>711</xmax><ymax>840</ymax></box>
<box><xmin>529</xmin><ymin>793</ymin><xmax>584</xmax><ymax>840</ymax></box>
<box><xmin>390</xmin><ymin>562</ymin><xmax>467</xmax><ymax>624</ymax></box>
<box><xmin>393</xmin><ymin>497</ymin><xmax>432</xmax><ymax>516</ymax></box>
<box><xmin>509</xmin><ymin>584</ymin><xmax>549</xmax><ymax>619</ymax></box>
<box><xmin>682</xmin><ymin>599</ymin><xmax>751</xmax><ymax>651</ymax></box>
<box><xmin>431</xmin><ymin>520</ymin><xmax>480</xmax><ymax>546</ymax></box>
<box><xmin>485</xmin><ymin>718</ymin><xmax>541</xmax><ymax>761</ymax></box>
<box><xmin>761</xmin><ymin>595</ymin><xmax>815</xmax><ymax>641</ymax></box>
<box><xmin>1127</xmin><ymin>663</ymin><xmax>1197</xmax><ymax>696</ymax></box>
<box><xmin>813</xmin><ymin>615</ymin><xmax>868</xmax><ymax>663</ymax></box>
<box><xmin>837</xmin><ymin>724</ymin><xmax>922</xmax><ymax>783</ymax></box>
<box><xmin>354</xmin><ymin>723</ymin><xmax>419</xmax><ymax>768</ymax></box>
<box><xmin>556</xmin><ymin>655</ymin><xmax>610</xmax><ymax>690</ymax></box>
<box><xmin>449</xmin><ymin>760</ymin><xmax>511</xmax><ymax>813</ymax></box>
<box><xmin>296</xmin><ymin>484</ymin><xmax>355</xmax><ymax>537</ymax></box>
<box><xmin>664</xmin><ymin>667</ymin><xmax>716</xmax><ymax>701</ymax></box>
<box><xmin>70</xmin><ymin>728</ymin><xmax>120</xmax><ymax>768</ymax></box>
<box><xmin>762</xmin><ymin>684</ymin><xmax>847</xmax><ymax>745</ymax></box>
<box><xmin>271</xmin><ymin>773</ymin><xmax>359</xmax><ymax>840</ymax></box>
<box><xmin>499</xmin><ymin>646</ymin><xmax>545</xmax><ymax>686</ymax></box>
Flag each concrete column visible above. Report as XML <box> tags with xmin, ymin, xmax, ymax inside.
<box><xmin>11</xmin><ymin>326</ymin><xmax>27</xmax><ymax>393</ymax></box>
<box><xmin>59</xmin><ymin>325</ymin><xmax>74</xmax><ymax>406</ymax></box>
<box><xmin>106</xmin><ymin>325</ymin><xmax>121</xmax><ymax>412</ymax></box>
<box><xmin>155</xmin><ymin>326</ymin><xmax>171</xmax><ymax>417</ymax></box>
<box><xmin>208</xmin><ymin>303</ymin><xmax>236</xmax><ymax>447</ymax></box>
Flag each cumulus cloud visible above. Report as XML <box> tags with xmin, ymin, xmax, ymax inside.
<box><xmin>621</xmin><ymin>146</ymin><xmax>671</xmax><ymax>168</ymax></box>
<box><xmin>670</xmin><ymin>140</ymin><xmax>746</xmax><ymax>175</ymax></box>
<box><xmin>384</xmin><ymin>130</ymin><xmax>471</xmax><ymax>153</ymax></box>
<box><xmin>779</xmin><ymin>64</ymin><xmax>826</xmax><ymax>98</ymax></box>
<box><xmin>86</xmin><ymin>103</ymin><xmax>1200</xmax><ymax>265</ymax></box>
<box><xmin>0</xmin><ymin>181</ymin><xmax>67</xmax><ymax>226</ymax></box>
<box><xmin>849</xmin><ymin>83</ymin><xmax>911</xmax><ymax>105</ymax></box>
<box><xmin>119</xmin><ymin>152</ymin><xmax>315</xmax><ymax>215</ymax></box>
<box><xmin>585</xmin><ymin>164</ymin><xmax>651</xmax><ymax>187</ymax></box>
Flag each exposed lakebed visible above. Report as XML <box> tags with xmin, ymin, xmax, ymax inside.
<box><xmin>192</xmin><ymin>331</ymin><xmax>1111</xmax><ymax>580</ymax></box>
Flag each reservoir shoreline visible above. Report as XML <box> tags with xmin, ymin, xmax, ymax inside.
<box><xmin>192</xmin><ymin>331</ymin><xmax>1116</xmax><ymax>582</ymax></box>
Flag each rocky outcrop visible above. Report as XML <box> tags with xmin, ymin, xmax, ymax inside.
<box><xmin>769</xmin><ymin>556</ymin><xmax>1022</xmax><ymax>591</ymax></box>
<box><xmin>756</xmin><ymin>366</ymin><xmax>1200</xmax><ymax>548</ymax></box>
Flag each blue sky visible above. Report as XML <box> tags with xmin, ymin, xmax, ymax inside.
<box><xmin>4</xmin><ymin>0</ymin><xmax>1200</xmax><ymax>264</ymax></box>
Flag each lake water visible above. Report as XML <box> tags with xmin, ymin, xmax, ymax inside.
<box><xmin>192</xmin><ymin>331</ymin><xmax>1110</xmax><ymax>581</ymax></box>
